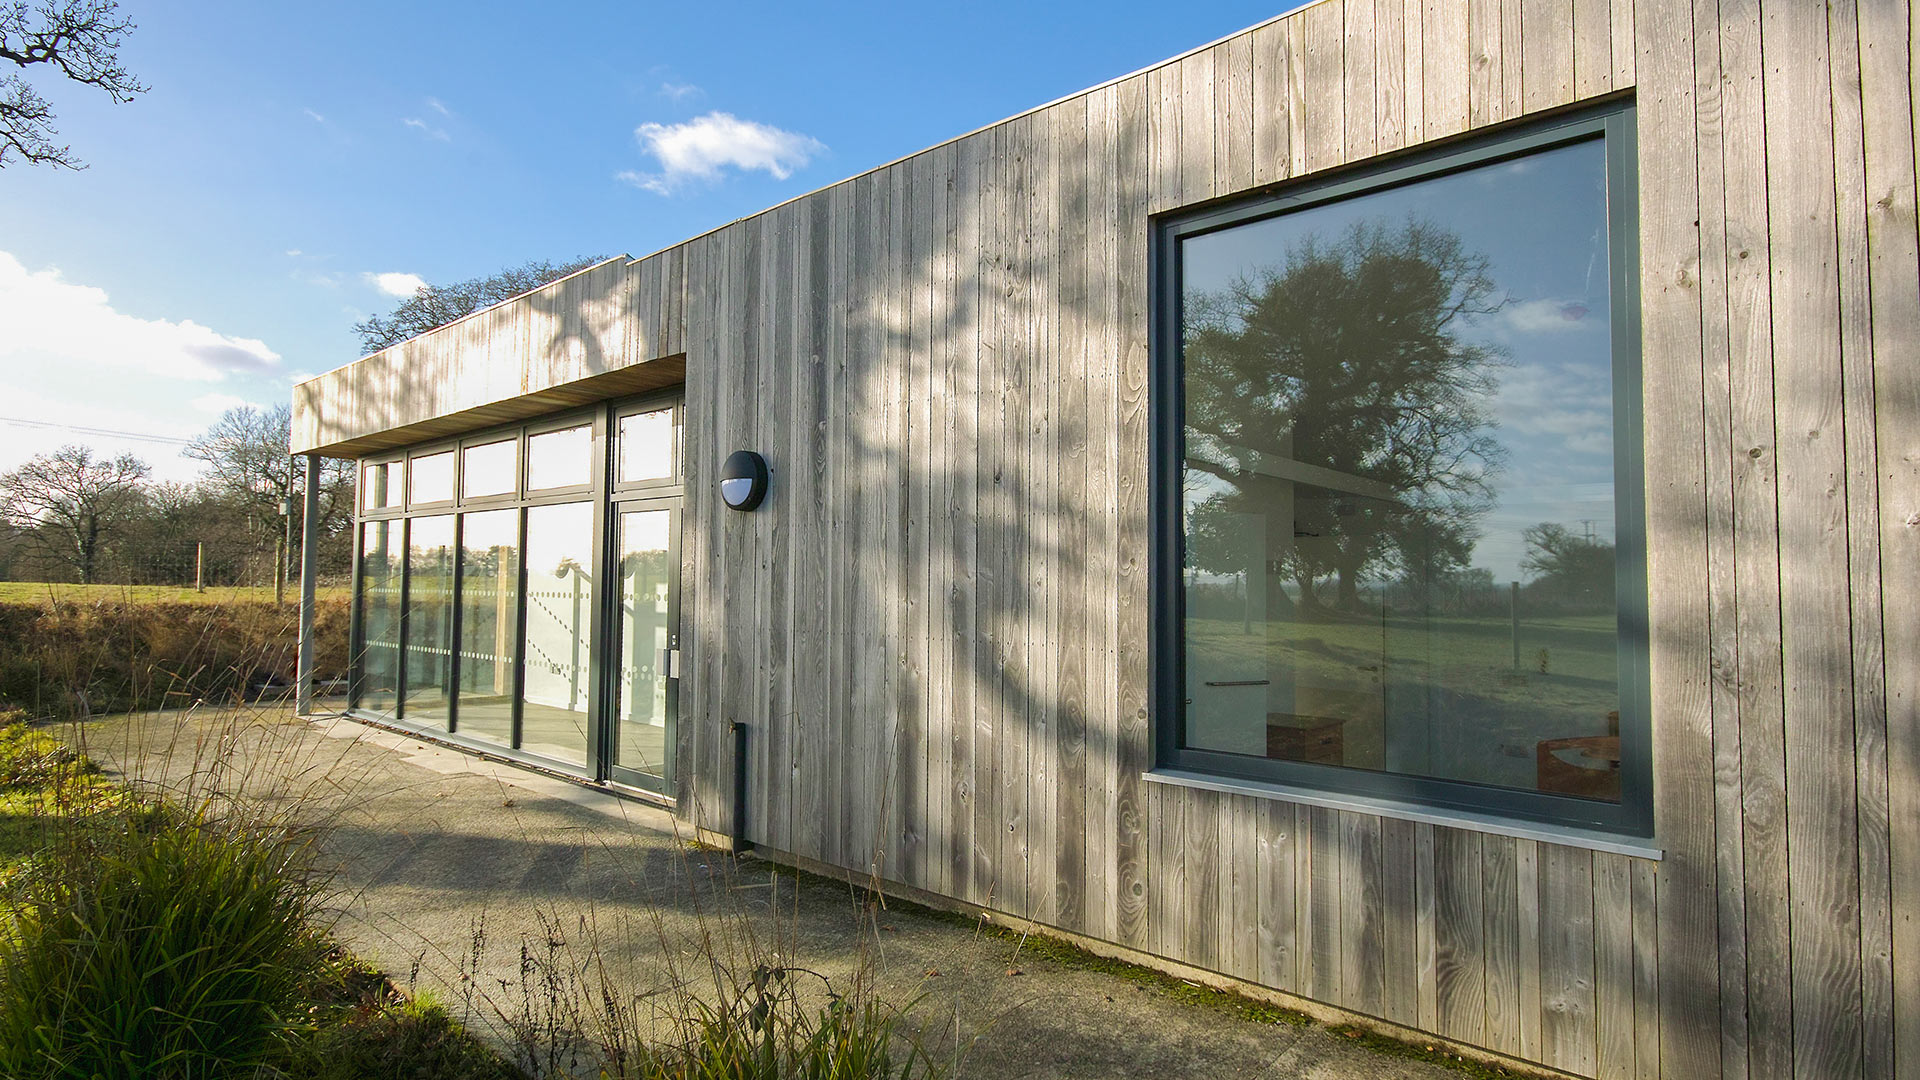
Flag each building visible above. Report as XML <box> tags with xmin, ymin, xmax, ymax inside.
<box><xmin>291</xmin><ymin>2</ymin><xmax>1920</xmax><ymax>1076</ymax></box>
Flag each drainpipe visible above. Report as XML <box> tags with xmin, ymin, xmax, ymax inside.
<box><xmin>732</xmin><ymin>720</ymin><xmax>751</xmax><ymax>852</ymax></box>
<box><xmin>295</xmin><ymin>454</ymin><xmax>322</xmax><ymax>715</ymax></box>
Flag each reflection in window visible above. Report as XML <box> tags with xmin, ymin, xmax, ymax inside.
<box><xmin>362</xmin><ymin>462</ymin><xmax>394</xmax><ymax>511</ymax></box>
<box><xmin>402</xmin><ymin>515</ymin><xmax>456</xmax><ymax>726</ymax></box>
<box><xmin>614</xmin><ymin>508</ymin><xmax>673</xmax><ymax>781</ymax></box>
<box><xmin>521</xmin><ymin>501</ymin><xmax>594</xmax><ymax>765</ymax></box>
<box><xmin>527</xmin><ymin>425</ymin><xmax>592</xmax><ymax>491</ymax></box>
<box><xmin>356</xmin><ymin>520</ymin><xmax>401</xmax><ymax>716</ymax></box>
<box><xmin>463</xmin><ymin>439</ymin><xmax>517</xmax><ymax>499</ymax></box>
<box><xmin>1178</xmin><ymin>137</ymin><xmax>1624</xmax><ymax>803</ymax></box>
<box><xmin>457</xmin><ymin>508</ymin><xmax>520</xmax><ymax>746</ymax></box>
<box><xmin>618</xmin><ymin>409</ymin><xmax>674</xmax><ymax>484</ymax></box>
<box><xmin>410</xmin><ymin>451</ymin><xmax>455</xmax><ymax>505</ymax></box>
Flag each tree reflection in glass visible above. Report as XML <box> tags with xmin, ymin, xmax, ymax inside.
<box><xmin>1178</xmin><ymin>138</ymin><xmax>1623</xmax><ymax>801</ymax></box>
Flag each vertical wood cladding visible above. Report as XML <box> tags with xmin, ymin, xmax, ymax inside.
<box><xmin>294</xmin><ymin>2</ymin><xmax>1918</xmax><ymax>1076</ymax></box>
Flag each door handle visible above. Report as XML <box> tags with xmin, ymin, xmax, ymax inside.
<box><xmin>658</xmin><ymin>648</ymin><xmax>681</xmax><ymax>680</ymax></box>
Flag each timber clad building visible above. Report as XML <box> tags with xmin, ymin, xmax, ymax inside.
<box><xmin>290</xmin><ymin>1</ymin><xmax>1920</xmax><ymax>1076</ymax></box>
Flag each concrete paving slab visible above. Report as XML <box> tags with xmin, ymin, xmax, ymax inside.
<box><xmin>66</xmin><ymin>705</ymin><xmax>1482</xmax><ymax>1080</ymax></box>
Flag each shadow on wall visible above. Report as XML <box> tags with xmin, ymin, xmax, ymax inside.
<box><xmin>299</xmin><ymin>259</ymin><xmax>655</xmax><ymax>453</ymax></box>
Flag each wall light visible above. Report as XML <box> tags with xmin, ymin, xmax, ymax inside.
<box><xmin>721</xmin><ymin>450</ymin><xmax>769</xmax><ymax>511</ymax></box>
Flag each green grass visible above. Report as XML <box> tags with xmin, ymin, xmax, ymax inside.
<box><xmin>0</xmin><ymin>582</ymin><xmax>351</xmax><ymax>606</ymax></box>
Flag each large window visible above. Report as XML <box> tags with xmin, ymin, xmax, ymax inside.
<box><xmin>348</xmin><ymin>393</ymin><xmax>683</xmax><ymax>794</ymax></box>
<box><xmin>1153</xmin><ymin>104</ymin><xmax>1647</xmax><ymax>834</ymax></box>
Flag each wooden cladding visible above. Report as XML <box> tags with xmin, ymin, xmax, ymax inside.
<box><xmin>291</xmin><ymin>1</ymin><xmax>1920</xmax><ymax>1077</ymax></box>
<box><xmin>291</xmin><ymin>255</ymin><xmax>687</xmax><ymax>457</ymax></box>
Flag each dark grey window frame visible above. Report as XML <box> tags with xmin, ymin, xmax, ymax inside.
<box><xmin>346</xmin><ymin>391</ymin><xmax>684</xmax><ymax>799</ymax></box>
<box><xmin>1149</xmin><ymin>98</ymin><xmax>1651</xmax><ymax>837</ymax></box>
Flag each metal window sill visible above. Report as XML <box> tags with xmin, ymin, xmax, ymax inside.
<box><xmin>1143</xmin><ymin>768</ymin><xmax>1664</xmax><ymax>860</ymax></box>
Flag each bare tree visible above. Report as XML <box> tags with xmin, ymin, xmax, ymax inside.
<box><xmin>1</xmin><ymin>0</ymin><xmax>146</xmax><ymax>168</ymax></box>
<box><xmin>185</xmin><ymin>403</ymin><xmax>356</xmax><ymax>596</ymax></box>
<box><xmin>353</xmin><ymin>256</ymin><xmax>607</xmax><ymax>353</ymax></box>
<box><xmin>0</xmin><ymin>444</ymin><xmax>149</xmax><ymax>582</ymax></box>
<box><xmin>1182</xmin><ymin>219</ymin><xmax>1507</xmax><ymax>613</ymax></box>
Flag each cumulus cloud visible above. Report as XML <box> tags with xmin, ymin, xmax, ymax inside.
<box><xmin>0</xmin><ymin>251</ymin><xmax>280</xmax><ymax>382</ymax></box>
<box><xmin>625</xmin><ymin>111</ymin><xmax>825</xmax><ymax>194</ymax></box>
<box><xmin>365</xmin><ymin>271</ymin><xmax>427</xmax><ymax>297</ymax></box>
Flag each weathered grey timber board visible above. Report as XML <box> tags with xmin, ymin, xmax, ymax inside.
<box><xmin>299</xmin><ymin>2</ymin><xmax>1920</xmax><ymax>1077</ymax></box>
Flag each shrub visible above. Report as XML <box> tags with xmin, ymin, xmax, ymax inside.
<box><xmin>0</xmin><ymin>804</ymin><xmax>332</xmax><ymax>1079</ymax></box>
<box><xmin>0</xmin><ymin>597</ymin><xmax>350</xmax><ymax>719</ymax></box>
<box><xmin>299</xmin><ymin>991</ymin><xmax>525</xmax><ymax>1080</ymax></box>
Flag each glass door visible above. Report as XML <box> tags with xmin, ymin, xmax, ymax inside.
<box><xmin>607</xmin><ymin>497</ymin><xmax>680</xmax><ymax>792</ymax></box>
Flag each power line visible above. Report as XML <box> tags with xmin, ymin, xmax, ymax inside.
<box><xmin>0</xmin><ymin>415</ymin><xmax>194</xmax><ymax>447</ymax></box>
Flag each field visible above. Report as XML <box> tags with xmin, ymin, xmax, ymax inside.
<box><xmin>1186</xmin><ymin>609</ymin><xmax>1620</xmax><ymax>791</ymax></box>
<box><xmin>0</xmin><ymin>583</ymin><xmax>351</xmax><ymax>607</ymax></box>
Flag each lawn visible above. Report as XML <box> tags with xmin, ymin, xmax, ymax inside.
<box><xmin>0</xmin><ymin>582</ymin><xmax>351</xmax><ymax>606</ymax></box>
<box><xmin>1187</xmin><ymin>609</ymin><xmax>1621</xmax><ymax>790</ymax></box>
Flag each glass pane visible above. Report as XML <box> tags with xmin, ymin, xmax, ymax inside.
<box><xmin>1178</xmin><ymin>137</ymin><xmax>1621</xmax><ymax>802</ymax></box>
<box><xmin>520</xmin><ymin>501</ymin><xmax>594</xmax><ymax>766</ymax></box>
<box><xmin>409</xmin><ymin>451</ymin><xmax>455</xmax><ymax>505</ymax></box>
<box><xmin>355</xmin><ymin>520</ymin><xmax>401</xmax><ymax>716</ymax></box>
<box><xmin>462</xmin><ymin>439</ymin><xmax>518</xmax><ymax>499</ymax></box>
<box><xmin>362</xmin><ymin>462</ymin><xmax>394</xmax><ymax>511</ymax></box>
<box><xmin>617</xmin><ymin>409</ymin><xmax>674</xmax><ymax>484</ymax></box>
<box><xmin>614</xmin><ymin>509</ymin><xmax>674</xmax><ymax>782</ymax></box>
<box><xmin>402</xmin><ymin>515</ymin><xmax>456</xmax><ymax>727</ymax></box>
<box><xmin>456</xmin><ymin>509</ymin><xmax>520</xmax><ymax>746</ymax></box>
<box><xmin>526</xmin><ymin>424</ymin><xmax>591</xmax><ymax>490</ymax></box>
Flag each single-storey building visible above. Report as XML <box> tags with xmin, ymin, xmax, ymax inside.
<box><xmin>290</xmin><ymin>1</ymin><xmax>1920</xmax><ymax>1076</ymax></box>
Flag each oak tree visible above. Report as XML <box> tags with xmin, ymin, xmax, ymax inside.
<box><xmin>0</xmin><ymin>444</ymin><xmax>149</xmax><ymax>583</ymax></box>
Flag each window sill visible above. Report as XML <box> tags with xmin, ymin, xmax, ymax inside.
<box><xmin>1143</xmin><ymin>768</ymin><xmax>1664</xmax><ymax>861</ymax></box>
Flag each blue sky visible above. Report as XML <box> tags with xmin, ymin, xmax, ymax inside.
<box><xmin>1</xmin><ymin>1</ymin><xmax>1297</xmax><ymax>482</ymax></box>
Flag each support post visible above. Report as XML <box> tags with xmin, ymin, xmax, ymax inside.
<box><xmin>195</xmin><ymin>541</ymin><xmax>204</xmax><ymax>591</ymax></box>
<box><xmin>295</xmin><ymin>454</ymin><xmax>323</xmax><ymax>715</ymax></box>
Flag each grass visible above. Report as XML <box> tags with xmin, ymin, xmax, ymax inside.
<box><xmin>0</xmin><ymin>706</ymin><xmax>946</xmax><ymax>1080</ymax></box>
<box><xmin>754</xmin><ymin>856</ymin><xmax>1556</xmax><ymax>1080</ymax></box>
<box><xmin>0</xmin><ymin>582</ymin><xmax>351</xmax><ymax>606</ymax></box>
<box><xmin>0</xmin><ymin>712</ymin><xmax>523</xmax><ymax>1080</ymax></box>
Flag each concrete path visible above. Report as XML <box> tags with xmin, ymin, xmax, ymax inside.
<box><xmin>69</xmin><ymin>705</ymin><xmax>1476</xmax><ymax>1080</ymax></box>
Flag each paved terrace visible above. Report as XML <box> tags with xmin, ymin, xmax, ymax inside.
<box><xmin>68</xmin><ymin>705</ymin><xmax>1488</xmax><ymax>1080</ymax></box>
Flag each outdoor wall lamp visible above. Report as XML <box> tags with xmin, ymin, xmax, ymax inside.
<box><xmin>721</xmin><ymin>450</ymin><xmax>769</xmax><ymax>511</ymax></box>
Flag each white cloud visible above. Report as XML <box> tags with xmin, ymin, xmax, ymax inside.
<box><xmin>190</xmin><ymin>393</ymin><xmax>251</xmax><ymax>414</ymax></box>
<box><xmin>1500</xmin><ymin>297</ymin><xmax>1600</xmax><ymax>335</ymax></box>
<box><xmin>427</xmin><ymin>97</ymin><xmax>451</xmax><ymax>116</ymax></box>
<box><xmin>626</xmin><ymin>111</ymin><xmax>825</xmax><ymax>194</ymax></box>
<box><xmin>0</xmin><ymin>251</ymin><xmax>280</xmax><ymax>383</ymax></box>
<box><xmin>303</xmin><ymin>108</ymin><xmax>325</xmax><ymax>123</ymax></box>
<box><xmin>659</xmin><ymin>82</ymin><xmax>702</xmax><ymax>102</ymax></box>
<box><xmin>365</xmin><ymin>271</ymin><xmax>427</xmax><ymax>297</ymax></box>
<box><xmin>403</xmin><ymin>117</ymin><xmax>450</xmax><ymax>141</ymax></box>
